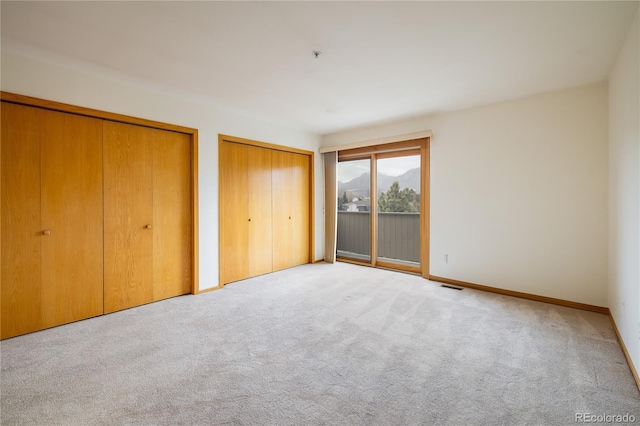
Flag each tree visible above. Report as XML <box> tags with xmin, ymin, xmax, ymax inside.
<box><xmin>378</xmin><ymin>181</ymin><xmax>419</xmax><ymax>212</ymax></box>
<box><xmin>337</xmin><ymin>191</ymin><xmax>349</xmax><ymax>211</ymax></box>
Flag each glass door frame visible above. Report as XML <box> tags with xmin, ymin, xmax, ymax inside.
<box><xmin>336</xmin><ymin>138</ymin><xmax>430</xmax><ymax>278</ymax></box>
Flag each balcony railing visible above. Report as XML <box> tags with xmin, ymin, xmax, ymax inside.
<box><xmin>336</xmin><ymin>211</ymin><xmax>420</xmax><ymax>264</ymax></box>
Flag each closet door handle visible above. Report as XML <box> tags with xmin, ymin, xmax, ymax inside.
<box><xmin>42</xmin><ymin>230</ymin><xmax>51</xmax><ymax>236</ymax></box>
<box><xmin>145</xmin><ymin>224</ymin><xmax>152</xmax><ymax>229</ymax></box>
<box><xmin>248</xmin><ymin>218</ymin><xmax>252</xmax><ymax>222</ymax></box>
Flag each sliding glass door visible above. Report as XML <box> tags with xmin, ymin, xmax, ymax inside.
<box><xmin>336</xmin><ymin>159</ymin><xmax>371</xmax><ymax>262</ymax></box>
<box><xmin>335</xmin><ymin>139</ymin><xmax>429</xmax><ymax>276</ymax></box>
<box><xmin>376</xmin><ymin>153</ymin><xmax>421</xmax><ymax>271</ymax></box>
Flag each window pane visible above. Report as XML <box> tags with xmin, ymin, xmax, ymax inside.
<box><xmin>336</xmin><ymin>159</ymin><xmax>371</xmax><ymax>262</ymax></box>
<box><xmin>376</xmin><ymin>155</ymin><xmax>420</xmax><ymax>266</ymax></box>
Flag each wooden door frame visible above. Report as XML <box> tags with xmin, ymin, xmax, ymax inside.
<box><xmin>218</xmin><ymin>134</ymin><xmax>315</xmax><ymax>286</ymax></box>
<box><xmin>336</xmin><ymin>137</ymin><xmax>430</xmax><ymax>278</ymax></box>
<box><xmin>0</xmin><ymin>91</ymin><xmax>200</xmax><ymax>295</ymax></box>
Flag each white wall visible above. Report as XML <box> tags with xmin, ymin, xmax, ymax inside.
<box><xmin>323</xmin><ymin>83</ymin><xmax>609</xmax><ymax>307</ymax></box>
<box><xmin>609</xmin><ymin>11</ymin><xmax>639</xmax><ymax>375</ymax></box>
<box><xmin>0</xmin><ymin>45</ymin><xmax>324</xmax><ymax>291</ymax></box>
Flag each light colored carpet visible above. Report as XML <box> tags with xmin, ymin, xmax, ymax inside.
<box><xmin>1</xmin><ymin>262</ymin><xmax>639</xmax><ymax>425</ymax></box>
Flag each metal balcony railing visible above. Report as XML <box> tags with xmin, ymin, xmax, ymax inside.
<box><xmin>336</xmin><ymin>211</ymin><xmax>420</xmax><ymax>264</ymax></box>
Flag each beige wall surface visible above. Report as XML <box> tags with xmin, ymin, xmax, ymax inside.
<box><xmin>323</xmin><ymin>82</ymin><xmax>610</xmax><ymax>307</ymax></box>
<box><xmin>609</xmin><ymin>11</ymin><xmax>640</xmax><ymax>376</ymax></box>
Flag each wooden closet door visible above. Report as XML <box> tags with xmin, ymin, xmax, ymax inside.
<box><xmin>272</xmin><ymin>151</ymin><xmax>310</xmax><ymax>270</ymax></box>
<box><xmin>40</xmin><ymin>110</ymin><xmax>104</xmax><ymax>328</ymax></box>
<box><xmin>272</xmin><ymin>150</ymin><xmax>295</xmax><ymax>271</ymax></box>
<box><xmin>152</xmin><ymin>129</ymin><xmax>192</xmax><ymax>300</ymax></box>
<box><xmin>103</xmin><ymin>121</ymin><xmax>154</xmax><ymax>313</ymax></box>
<box><xmin>247</xmin><ymin>145</ymin><xmax>273</xmax><ymax>277</ymax></box>
<box><xmin>219</xmin><ymin>141</ymin><xmax>250</xmax><ymax>284</ymax></box>
<box><xmin>1</xmin><ymin>103</ymin><xmax>42</xmax><ymax>339</ymax></box>
<box><xmin>291</xmin><ymin>153</ymin><xmax>310</xmax><ymax>266</ymax></box>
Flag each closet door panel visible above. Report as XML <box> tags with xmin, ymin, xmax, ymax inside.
<box><xmin>1</xmin><ymin>103</ymin><xmax>42</xmax><ymax>338</ymax></box>
<box><xmin>40</xmin><ymin>110</ymin><xmax>104</xmax><ymax>327</ymax></box>
<box><xmin>291</xmin><ymin>153</ymin><xmax>310</xmax><ymax>266</ymax></box>
<box><xmin>248</xmin><ymin>145</ymin><xmax>273</xmax><ymax>277</ymax></box>
<box><xmin>153</xmin><ymin>129</ymin><xmax>192</xmax><ymax>300</ymax></box>
<box><xmin>220</xmin><ymin>139</ymin><xmax>311</xmax><ymax>283</ymax></box>
<box><xmin>271</xmin><ymin>150</ymin><xmax>294</xmax><ymax>271</ymax></box>
<box><xmin>220</xmin><ymin>141</ymin><xmax>250</xmax><ymax>284</ymax></box>
<box><xmin>104</xmin><ymin>121</ymin><xmax>154</xmax><ymax>313</ymax></box>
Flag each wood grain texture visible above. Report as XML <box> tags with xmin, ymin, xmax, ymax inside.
<box><xmin>3</xmin><ymin>92</ymin><xmax>199</xmax><ymax>295</ymax></box>
<box><xmin>219</xmin><ymin>141</ymin><xmax>250</xmax><ymax>284</ymax></box>
<box><xmin>152</xmin><ymin>128</ymin><xmax>192</xmax><ymax>301</ymax></box>
<box><xmin>308</xmin><ymin>152</ymin><xmax>315</xmax><ymax>263</ymax></box>
<box><xmin>271</xmin><ymin>150</ymin><xmax>294</xmax><ymax>271</ymax></box>
<box><xmin>291</xmin><ymin>152</ymin><xmax>310</xmax><ymax>266</ymax></box>
<box><xmin>103</xmin><ymin>121</ymin><xmax>154</xmax><ymax>314</ymax></box>
<box><xmin>1</xmin><ymin>103</ymin><xmax>42</xmax><ymax>339</ymax></box>
<box><xmin>191</xmin><ymin>130</ymin><xmax>199</xmax><ymax>294</ymax></box>
<box><xmin>247</xmin><ymin>145</ymin><xmax>273</xmax><ymax>277</ymax></box>
<box><xmin>1</xmin><ymin>94</ymin><xmax>199</xmax><ymax>337</ymax></box>
<box><xmin>219</xmin><ymin>136</ymin><xmax>313</xmax><ymax>283</ymax></box>
<box><xmin>40</xmin><ymin>109</ymin><xmax>104</xmax><ymax>327</ymax></box>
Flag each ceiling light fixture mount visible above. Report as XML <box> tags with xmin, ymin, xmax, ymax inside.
<box><xmin>312</xmin><ymin>50</ymin><xmax>322</xmax><ymax>59</ymax></box>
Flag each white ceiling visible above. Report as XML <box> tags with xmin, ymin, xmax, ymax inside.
<box><xmin>1</xmin><ymin>1</ymin><xmax>638</xmax><ymax>134</ymax></box>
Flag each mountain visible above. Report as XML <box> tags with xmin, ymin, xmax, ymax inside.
<box><xmin>338</xmin><ymin>168</ymin><xmax>420</xmax><ymax>195</ymax></box>
<box><xmin>395</xmin><ymin>168</ymin><xmax>421</xmax><ymax>192</ymax></box>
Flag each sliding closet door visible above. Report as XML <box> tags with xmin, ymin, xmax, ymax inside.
<box><xmin>219</xmin><ymin>137</ymin><xmax>313</xmax><ymax>284</ymax></box>
<box><xmin>272</xmin><ymin>150</ymin><xmax>310</xmax><ymax>271</ymax></box>
<box><xmin>272</xmin><ymin>150</ymin><xmax>294</xmax><ymax>271</ymax></box>
<box><xmin>220</xmin><ymin>141</ymin><xmax>274</xmax><ymax>283</ymax></box>
<box><xmin>291</xmin><ymin>152</ymin><xmax>310</xmax><ymax>266</ymax></box>
<box><xmin>1</xmin><ymin>103</ymin><xmax>104</xmax><ymax>337</ymax></box>
<box><xmin>1</xmin><ymin>93</ymin><xmax>197</xmax><ymax>338</ymax></box>
<box><xmin>247</xmin><ymin>145</ymin><xmax>273</xmax><ymax>277</ymax></box>
<box><xmin>103</xmin><ymin>121</ymin><xmax>154</xmax><ymax>313</ymax></box>
<box><xmin>152</xmin><ymin>129</ymin><xmax>192</xmax><ymax>301</ymax></box>
<box><xmin>1</xmin><ymin>103</ymin><xmax>42</xmax><ymax>338</ymax></box>
<box><xmin>40</xmin><ymin>110</ymin><xmax>104</xmax><ymax>327</ymax></box>
<box><xmin>219</xmin><ymin>141</ymin><xmax>250</xmax><ymax>283</ymax></box>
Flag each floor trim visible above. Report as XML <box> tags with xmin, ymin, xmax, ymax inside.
<box><xmin>428</xmin><ymin>275</ymin><xmax>609</xmax><ymax>315</ymax></box>
<box><xmin>609</xmin><ymin>314</ymin><xmax>640</xmax><ymax>392</ymax></box>
<box><xmin>195</xmin><ymin>285</ymin><xmax>223</xmax><ymax>295</ymax></box>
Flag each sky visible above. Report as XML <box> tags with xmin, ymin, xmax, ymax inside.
<box><xmin>337</xmin><ymin>155</ymin><xmax>420</xmax><ymax>182</ymax></box>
